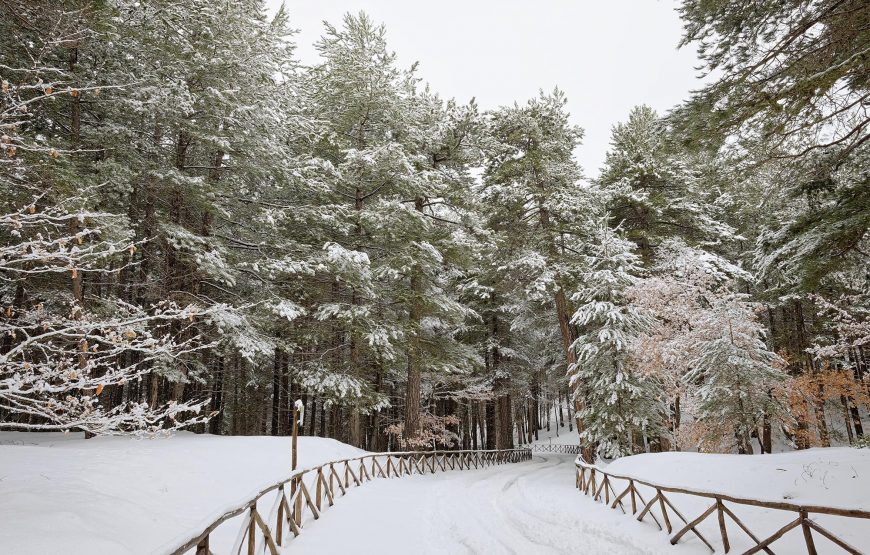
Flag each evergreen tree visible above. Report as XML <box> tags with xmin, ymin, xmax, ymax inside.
<box><xmin>482</xmin><ymin>90</ymin><xmax>594</xmax><ymax>444</ymax></box>
<box><xmin>599</xmin><ymin>105</ymin><xmax>736</xmax><ymax>263</ymax></box>
<box><xmin>569</xmin><ymin>220</ymin><xmax>663</xmax><ymax>458</ymax></box>
<box><xmin>301</xmin><ymin>13</ymin><xmax>480</xmax><ymax>446</ymax></box>
<box><xmin>0</xmin><ymin>1</ymin><xmax>214</xmax><ymax>434</ymax></box>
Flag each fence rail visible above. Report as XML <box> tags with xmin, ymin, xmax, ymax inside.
<box><xmin>526</xmin><ymin>443</ymin><xmax>582</xmax><ymax>455</ymax></box>
<box><xmin>575</xmin><ymin>457</ymin><xmax>870</xmax><ymax>555</ymax></box>
<box><xmin>170</xmin><ymin>448</ymin><xmax>531</xmax><ymax>555</ymax></box>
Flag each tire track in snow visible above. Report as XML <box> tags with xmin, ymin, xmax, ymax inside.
<box><xmin>488</xmin><ymin>455</ymin><xmax>601</xmax><ymax>554</ymax></box>
<box><xmin>428</xmin><ymin>455</ymin><xmax>554</xmax><ymax>554</ymax></box>
<box><xmin>497</xmin><ymin>454</ymin><xmax>678</xmax><ymax>554</ymax></box>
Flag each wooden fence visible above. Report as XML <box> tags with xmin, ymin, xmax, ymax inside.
<box><xmin>170</xmin><ymin>448</ymin><xmax>532</xmax><ymax>555</ymax></box>
<box><xmin>527</xmin><ymin>443</ymin><xmax>581</xmax><ymax>455</ymax></box>
<box><xmin>575</xmin><ymin>457</ymin><xmax>870</xmax><ymax>555</ymax></box>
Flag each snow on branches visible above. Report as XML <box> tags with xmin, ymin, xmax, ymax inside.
<box><xmin>1</xmin><ymin>48</ymin><xmax>211</xmax><ymax>434</ymax></box>
<box><xmin>626</xmin><ymin>241</ymin><xmax>789</xmax><ymax>453</ymax></box>
<box><xmin>0</xmin><ymin>265</ymin><xmax>215</xmax><ymax>434</ymax></box>
<box><xmin>0</xmin><ymin>195</ymin><xmax>214</xmax><ymax>434</ymax></box>
<box><xmin>569</xmin><ymin>220</ymin><xmax>663</xmax><ymax>459</ymax></box>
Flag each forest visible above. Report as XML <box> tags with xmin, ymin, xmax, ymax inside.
<box><xmin>1</xmin><ymin>0</ymin><xmax>868</xmax><ymax>460</ymax></box>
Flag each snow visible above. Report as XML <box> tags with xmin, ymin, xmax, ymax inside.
<box><xmin>599</xmin><ymin>448</ymin><xmax>870</xmax><ymax>553</ymax></box>
<box><xmin>0</xmin><ymin>432</ymin><xmax>365</xmax><ymax>555</ymax></box>
<box><xmin>2</xmin><ymin>431</ymin><xmax>868</xmax><ymax>554</ymax></box>
<box><xmin>605</xmin><ymin>448</ymin><xmax>870</xmax><ymax>511</ymax></box>
<box><xmin>288</xmin><ymin>452</ymin><xmax>693</xmax><ymax>555</ymax></box>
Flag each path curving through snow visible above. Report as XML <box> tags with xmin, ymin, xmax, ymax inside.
<box><xmin>287</xmin><ymin>453</ymin><xmax>706</xmax><ymax>554</ymax></box>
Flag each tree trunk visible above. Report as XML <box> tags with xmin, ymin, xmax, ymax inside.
<box><xmin>462</xmin><ymin>401</ymin><xmax>471</xmax><ymax>450</ymax></box>
<box><xmin>471</xmin><ymin>402</ymin><xmax>479</xmax><ymax>450</ymax></box>
<box><xmin>495</xmin><ymin>392</ymin><xmax>513</xmax><ymax>449</ymax></box>
<box><xmin>350</xmin><ymin>409</ymin><xmax>361</xmax><ymax>448</ymax></box>
<box><xmin>319</xmin><ymin>399</ymin><xmax>327</xmax><ymax>438</ymax></box>
<box><xmin>208</xmin><ymin>356</ymin><xmax>224</xmax><ymax>435</ymax></box>
<box><xmin>370</xmin><ymin>369</ymin><xmax>384</xmax><ymax>450</ymax></box>
<box><xmin>484</xmin><ymin>400</ymin><xmax>496</xmax><ymax>450</ymax></box>
<box><xmin>761</xmin><ymin>411</ymin><xmax>772</xmax><ymax>454</ymax></box>
<box><xmin>530</xmin><ymin>374</ymin><xmax>540</xmax><ymax>441</ymax></box>
<box><xmin>841</xmin><ymin>396</ymin><xmax>855</xmax><ymax>444</ymax></box>
<box><xmin>271</xmin><ymin>349</ymin><xmax>282</xmax><ymax>436</ymax></box>
<box><xmin>404</xmin><ymin>196</ymin><xmax>426</xmax><ymax>440</ymax></box>
<box><xmin>849</xmin><ymin>398</ymin><xmax>864</xmax><ymax>438</ymax></box>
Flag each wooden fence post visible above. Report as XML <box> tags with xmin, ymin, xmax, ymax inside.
<box><xmin>315</xmin><ymin>469</ymin><xmax>323</xmax><ymax>511</ymax></box>
<box><xmin>800</xmin><ymin>510</ymin><xmax>817</xmax><ymax>555</ymax></box>
<box><xmin>276</xmin><ymin>485</ymin><xmax>284</xmax><ymax>545</ymax></box>
<box><xmin>247</xmin><ymin>506</ymin><xmax>256</xmax><ymax>555</ymax></box>
<box><xmin>292</xmin><ymin>400</ymin><xmax>302</xmax><ymax>527</ymax></box>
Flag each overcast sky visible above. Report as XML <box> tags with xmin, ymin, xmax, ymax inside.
<box><xmin>266</xmin><ymin>0</ymin><xmax>703</xmax><ymax>179</ymax></box>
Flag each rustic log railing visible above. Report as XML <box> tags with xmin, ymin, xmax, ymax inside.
<box><xmin>526</xmin><ymin>443</ymin><xmax>581</xmax><ymax>455</ymax></box>
<box><xmin>169</xmin><ymin>448</ymin><xmax>531</xmax><ymax>555</ymax></box>
<box><xmin>575</xmin><ymin>457</ymin><xmax>870</xmax><ymax>555</ymax></box>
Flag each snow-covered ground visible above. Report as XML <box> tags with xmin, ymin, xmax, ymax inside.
<box><xmin>289</xmin><ymin>452</ymin><xmax>696</xmax><ymax>554</ymax></box>
<box><xmin>2</xmin><ymin>431</ymin><xmax>868</xmax><ymax>554</ymax></box>
<box><xmin>0</xmin><ymin>432</ymin><xmax>364</xmax><ymax>555</ymax></box>
<box><xmin>603</xmin><ymin>448</ymin><xmax>870</xmax><ymax>553</ymax></box>
<box><xmin>606</xmin><ymin>448</ymin><xmax>870</xmax><ymax>512</ymax></box>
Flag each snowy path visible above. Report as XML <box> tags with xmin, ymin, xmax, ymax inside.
<box><xmin>288</xmin><ymin>453</ymin><xmax>706</xmax><ymax>555</ymax></box>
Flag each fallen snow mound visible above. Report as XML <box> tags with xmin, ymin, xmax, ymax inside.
<box><xmin>0</xmin><ymin>432</ymin><xmax>366</xmax><ymax>555</ymax></box>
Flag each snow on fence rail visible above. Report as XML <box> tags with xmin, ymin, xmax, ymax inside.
<box><xmin>171</xmin><ymin>448</ymin><xmax>532</xmax><ymax>555</ymax></box>
<box><xmin>574</xmin><ymin>457</ymin><xmax>870</xmax><ymax>555</ymax></box>
<box><xmin>526</xmin><ymin>443</ymin><xmax>581</xmax><ymax>455</ymax></box>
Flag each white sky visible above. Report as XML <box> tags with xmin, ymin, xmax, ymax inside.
<box><xmin>266</xmin><ymin>0</ymin><xmax>703</xmax><ymax>178</ymax></box>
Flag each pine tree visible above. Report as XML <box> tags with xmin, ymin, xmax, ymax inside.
<box><xmin>481</xmin><ymin>89</ymin><xmax>595</xmax><ymax>446</ymax></box>
<box><xmin>299</xmin><ymin>13</ymin><xmax>482</xmax><ymax>446</ymax></box>
<box><xmin>569</xmin><ymin>219</ymin><xmax>663</xmax><ymax>458</ymax></box>
<box><xmin>598</xmin><ymin>105</ymin><xmax>736</xmax><ymax>263</ymax></box>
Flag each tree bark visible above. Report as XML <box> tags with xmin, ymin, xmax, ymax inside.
<box><xmin>271</xmin><ymin>349</ymin><xmax>282</xmax><ymax>436</ymax></box>
<box><xmin>208</xmin><ymin>356</ymin><xmax>224</xmax><ymax>435</ymax></box>
<box><xmin>484</xmin><ymin>400</ymin><xmax>496</xmax><ymax>450</ymax></box>
<box><xmin>403</xmin><ymin>196</ymin><xmax>426</xmax><ymax>441</ymax></box>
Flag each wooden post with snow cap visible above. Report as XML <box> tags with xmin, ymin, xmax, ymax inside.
<box><xmin>292</xmin><ymin>399</ymin><xmax>302</xmax><ymax>470</ymax></box>
<box><xmin>292</xmin><ymin>399</ymin><xmax>303</xmax><ymax>526</ymax></box>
